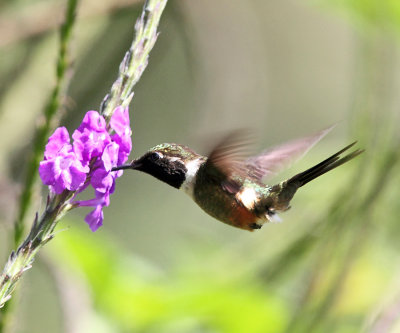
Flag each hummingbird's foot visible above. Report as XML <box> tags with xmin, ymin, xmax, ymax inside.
<box><xmin>249</xmin><ymin>223</ymin><xmax>262</xmax><ymax>230</ymax></box>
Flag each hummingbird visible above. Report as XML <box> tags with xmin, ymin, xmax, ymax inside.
<box><xmin>112</xmin><ymin>127</ymin><xmax>363</xmax><ymax>231</ymax></box>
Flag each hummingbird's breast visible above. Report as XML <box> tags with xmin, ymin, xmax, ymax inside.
<box><xmin>194</xmin><ymin>180</ymin><xmax>260</xmax><ymax>230</ymax></box>
<box><xmin>184</xmin><ymin>164</ymin><xmax>270</xmax><ymax>231</ymax></box>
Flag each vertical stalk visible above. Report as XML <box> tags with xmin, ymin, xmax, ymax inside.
<box><xmin>100</xmin><ymin>0</ymin><xmax>168</xmax><ymax>120</ymax></box>
<box><xmin>0</xmin><ymin>0</ymin><xmax>168</xmax><ymax>330</ymax></box>
<box><xmin>13</xmin><ymin>0</ymin><xmax>79</xmax><ymax>247</ymax></box>
<box><xmin>1</xmin><ymin>1</ymin><xmax>79</xmax><ymax>331</ymax></box>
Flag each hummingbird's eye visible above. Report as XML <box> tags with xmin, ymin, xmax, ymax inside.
<box><xmin>149</xmin><ymin>152</ymin><xmax>162</xmax><ymax>162</ymax></box>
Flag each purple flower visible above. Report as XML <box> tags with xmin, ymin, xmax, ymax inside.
<box><xmin>43</xmin><ymin>127</ymin><xmax>71</xmax><ymax>159</ymax></box>
<box><xmin>39</xmin><ymin>108</ymin><xmax>132</xmax><ymax>231</ymax></box>
<box><xmin>101</xmin><ymin>142</ymin><xmax>120</xmax><ymax>172</ymax></box>
<box><xmin>39</xmin><ymin>127</ymin><xmax>89</xmax><ymax>194</ymax></box>
<box><xmin>76</xmin><ymin>190</ymin><xmax>109</xmax><ymax>231</ymax></box>
<box><xmin>72</xmin><ymin>111</ymin><xmax>111</xmax><ymax>167</ymax></box>
<box><xmin>110</xmin><ymin>106</ymin><xmax>132</xmax><ymax>165</ymax></box>
<box><xmin>85</xmin><ymin>205</ymin><xmax>104</xmax><ymax>232</ymax></box>
<box><xmin>77</xmin><ymin>139</ymin><xmax>122</xmax><ymax>231</ymax></box>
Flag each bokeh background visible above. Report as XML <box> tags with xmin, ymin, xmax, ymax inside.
<box><xmin>1</xmin><ymin>0</ymin><xmax>400</xmax><ymax>332</ymax></box>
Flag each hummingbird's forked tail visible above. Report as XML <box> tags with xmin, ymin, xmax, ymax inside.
<box><xmin>287</xmin><ymin>142</ymin><xmax>364</xmax><ymax>188</ymax></box>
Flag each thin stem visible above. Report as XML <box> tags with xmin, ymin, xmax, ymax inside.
<box><xmin>13</xmin><ymin>0</ymin><xmax>79</xmax><ymax>247</ymax></box>
<box><xmin>0</xmin><ymin>0</ymin><xmax>142</xmax><ymax>47</ymax></box>
<box><xmin>0</xmin><ymin>192</ymin><xmax>73</xmax><ymax>309</ymax></box>
<box><xmin>100</xmin><ymin>0</ymin><xmax>168</xmax><ymax>120</ymax></box>
<box><xmin>0</xmin><ymin>1</ymin><xmax>79</xmax><ymax>330</ymax></box>
<box><xmin>0</xmin><ymin>0</ymin><xmax>168</xmax><ymax>321</ymax></box>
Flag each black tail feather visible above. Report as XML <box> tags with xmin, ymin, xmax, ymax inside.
<box><xmin>287</xmin><ymin>142</ymin><xmax>364</xmax><ymax>188</ymax></box>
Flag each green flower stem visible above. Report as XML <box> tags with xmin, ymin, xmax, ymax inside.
<box><xmin>1</xmin><ymin>0</ymin><xmax>79</xmax><ymax>330</ymax></box>
<box><xmin>0</xmin><ymin>192</ymin><xmax>73</xmax><ymax>309</ymax></box>
<box><xmin>100</xmin><ymin>0</ymin><xmax>168</xmax><ymax>120</ymax></box>
<box><xmin>13</xmin><ymin>0</ymin><xmax>79</xmax><ymax>247</ymax></box>
<box><xmin>0</xmin><ymin>0</ymin><xmax>168</xmax><ymax>321</ymax></box>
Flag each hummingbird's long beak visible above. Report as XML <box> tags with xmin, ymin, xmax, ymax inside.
<box><xmin>111</xmin><ymin>160</ymin><xmax>142</xmax><ymax>172</ymax></box>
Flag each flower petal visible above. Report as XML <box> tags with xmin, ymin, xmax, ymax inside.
<box><xmin>101</xmin><ymin>142</ymin><xmax>119</xmax><ymax>171</ymax></box>
<box><xmin>76</xmin><ymin>111</ymin><xmax>107</xmax><ymax>133</ymax></box>
<box><xmin>44</xmin><ymin>127</ymin><xmax>72</xmax><ymax>160</ymax></box>
<box><xmin>75</xmin><ymin>190</ymin><xmax>109</xmax><ymax>207</ymax></box>
<box><xmin>39</xmin><ymin>160</ymin><xmax>56</xmax><ymax>185</ymax></box>
<box><xmin>110</xmin><ymin>107</ymin><xmax>132</xmax><ymax>165</ymax></box>
<box><xmin>51</xmin><ymin>179</ymin><xmax>68</xmax><ymax>194</ymax></box>
<box><xmin>73</xmin><ymin>125</ymin><xmax>111</xmax><ymax>165</ymax></box>
<box><xmin>68</xmin><ymin>163</ymin><xmax>88</xmax><ymax>191</ymax></box>
<box><xmin>110</xmin><ymin>106</ymin><xmax>130</xmax><ymax>137</ymax></box>
<box><xmin>91</xmin><ymin>168</ymin><xmax>113</xmax><ymax>193</ymax></box>
<box><xmin>85</xmin><ymin>205</ymin><xmax>103</xmax><ymax>232</ymax></box>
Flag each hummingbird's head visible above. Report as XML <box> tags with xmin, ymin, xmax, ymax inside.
<box><xmin>117</xmin><ymin>143</ymin><xmax>204</xmax><ymax>189</ymax></box>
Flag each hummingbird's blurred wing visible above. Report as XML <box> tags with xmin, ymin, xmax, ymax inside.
<box><xmin>204</xmin><ymin>130</ymin><xmax>254</xmax><ymax>193</ymax></box>
<box><xmin>244</xmin><ymin>125</ymin><xmax>335</xmax><ymax>181</ymax></box>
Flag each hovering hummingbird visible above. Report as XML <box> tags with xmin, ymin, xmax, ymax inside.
<box><xmin>112</xmin><ymin>127</ymin><xmax>363</xmax><ymax>231</ymax></box>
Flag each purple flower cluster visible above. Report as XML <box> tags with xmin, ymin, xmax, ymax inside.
<box><xmin>39</xmin><ymin>107</ymin><xmax>132</xmax><ymax>231</ymax></box>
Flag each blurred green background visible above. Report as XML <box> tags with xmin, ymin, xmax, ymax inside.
<box><xmin>1</xmin><ymin>0</ymin><xmax>400</xmax><ymax>332</ymax></box>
